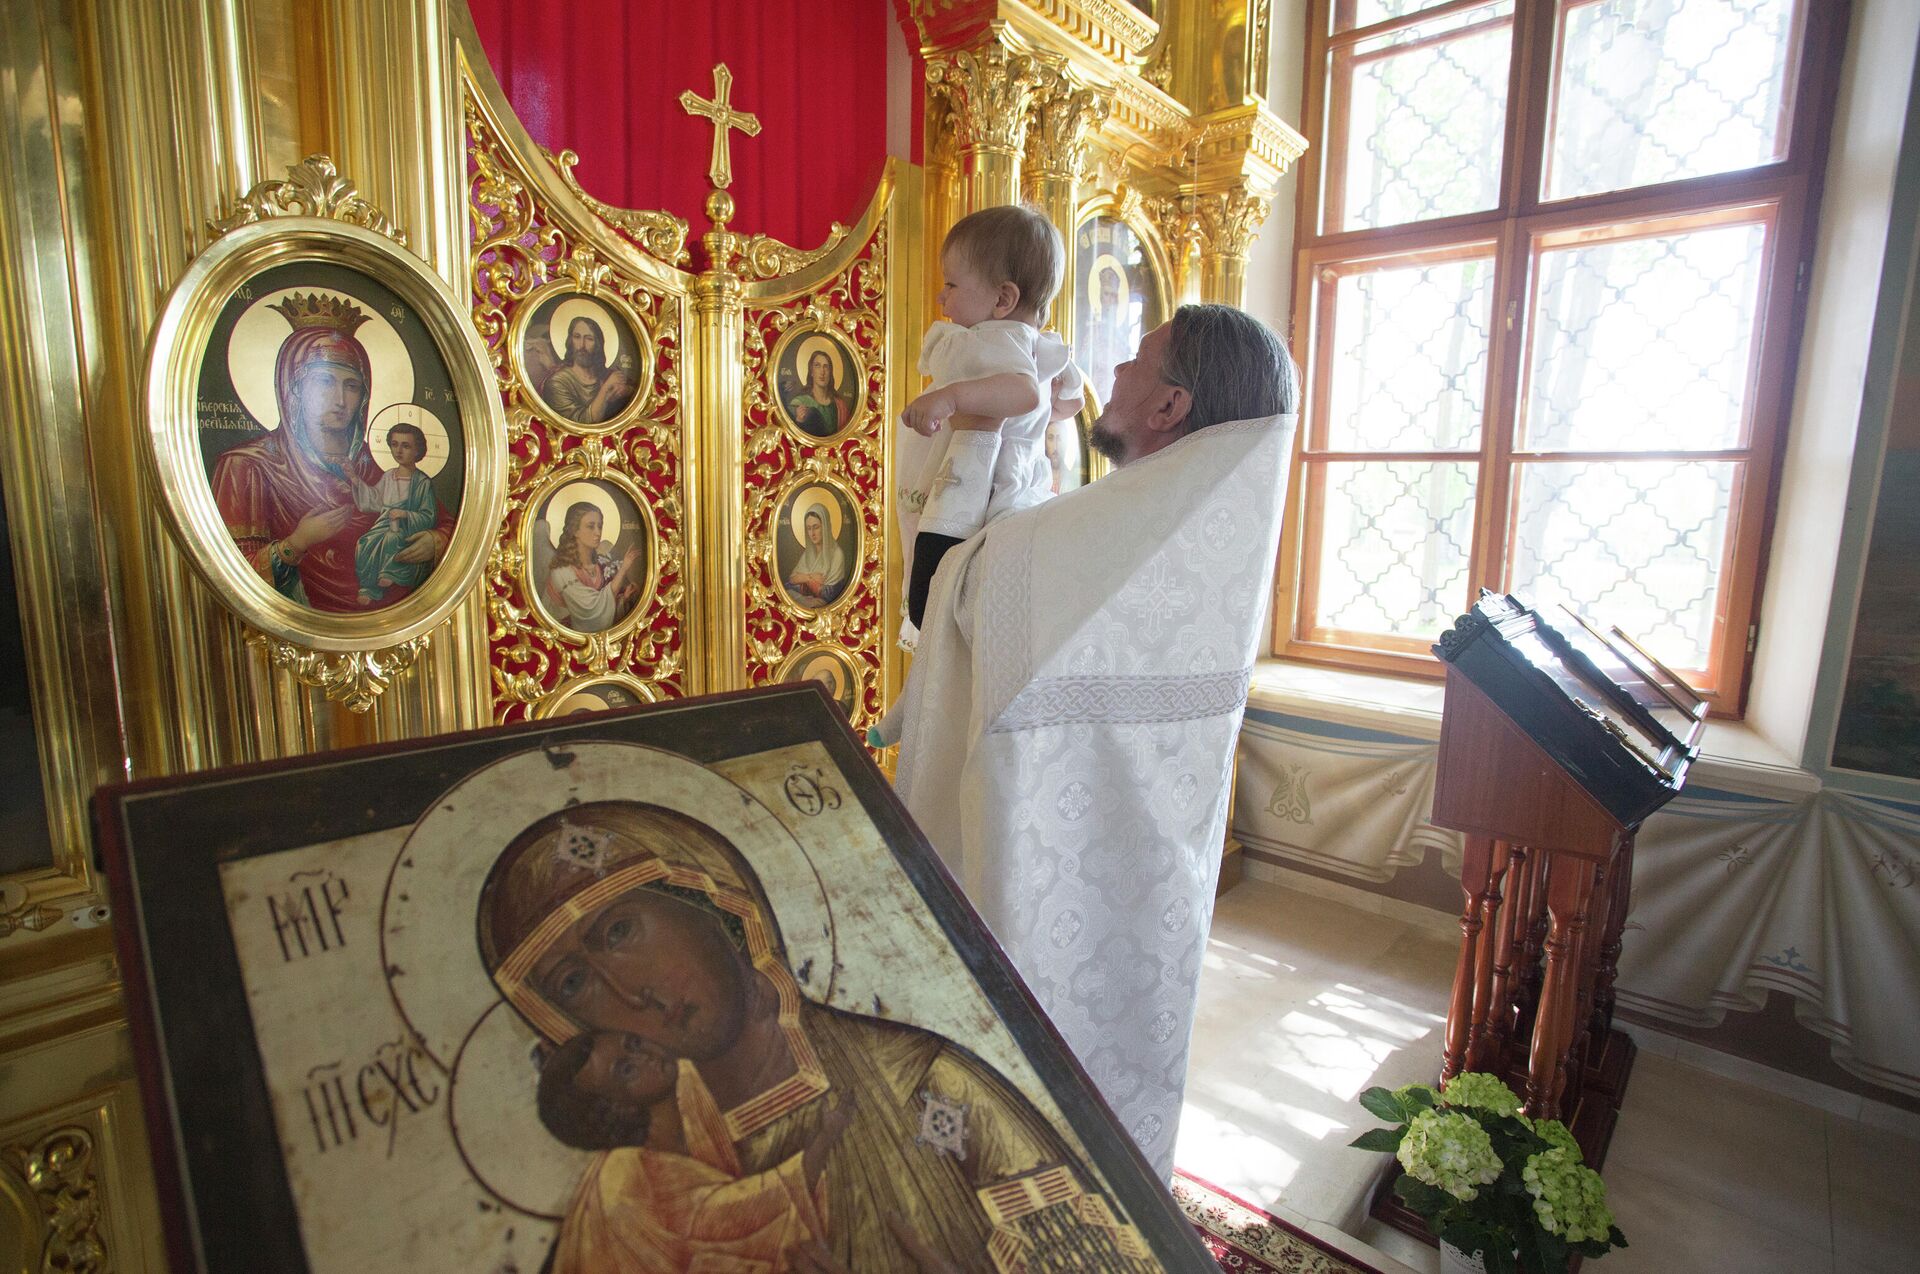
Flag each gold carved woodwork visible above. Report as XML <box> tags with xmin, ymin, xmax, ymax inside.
<box><xmin>549</xmin><ymin>149</ymin><xmax>691</xmax><ymax>267</ymax></box>
<box><xmin>206</xmin><ymin>152</ymin><xmax>401</xmax><ymax>243</ymax></box>
<box><xmin>463</xmin><ymin>43</ymin><xmax>901</xmax><ymax>719</ymax></box>
<box><xmin>927</xmin><ymin>35</ymin><xmax>1045</xmax><ymax>163</ymax></box>
<box><xmin>1</xmin><ymin>1125</ymin><xmax>107</xmax><ymax>1273</ymax></box>
<box><xmin>464</xmin><ymin>81</ymin><xmax>693</xmax><ymax>717</ymax></box>
<box><xmin>1023</xmin><ymin>64</ymin><xmax>1112</xmax><ymax>188</ymax></box>
<box><xmin>244</xmin><ymin>631</ymin><xmax>435</xmax><ymax>715</ymax></box>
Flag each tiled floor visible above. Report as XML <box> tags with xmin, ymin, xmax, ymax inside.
<box><xmin>1175</xmin><ymin>874</ymin><xmax>1920</xmax><ymax>1274</ymax></box>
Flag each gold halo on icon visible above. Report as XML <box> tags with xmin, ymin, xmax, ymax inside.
<box><xmin>229</xmin><ymin>286</ymin><xmax>412</xmax><ymax>432</ymax></box>
<box><xmin>543</xmin><ymin>481</ymin><xmax>621</xmax><ymax>549</ymax></box>
<box><xmin>1087</xmin><ymin>252</ymin><xmax>1129</xmax><ymax>322</ymax></box>
<box><xmin>799</xmin><ymin>655</ymin><xmax>845</xmax><ymax>699</ymax></box>
<box><xmin>788</xmin><ymin>485</ymin><xmax>843</xmax><ymax>542</ymax></box>
<box><xmin>795</xmin><ymin>335</ymin><xmax>841</xmax><ymax>388</ymax></box>
<box><xmin>366</xmin><ymin>404</ymin><xmax>452</xmax><ymax>477</ymax></box>
<box><xmin>773</xmin><ymin>642</ymin><xmax>864</xmax><ymax>715</ymax></box>
<box><xmin>547</xmin><ymin>297</ymin><xmax>623</xmax><ymax>366</ymax></box>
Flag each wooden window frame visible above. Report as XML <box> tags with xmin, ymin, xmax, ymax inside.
<box><xmin>1274</xmin><ymin>0</ymin><xmax>1853</xmax><ymax>715</ymax></box>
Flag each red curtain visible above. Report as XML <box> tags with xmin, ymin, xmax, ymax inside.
<box><xmin>466</xmin><ymin>0</ymin><xmax>892</xmax><ymax>254</ymax></box>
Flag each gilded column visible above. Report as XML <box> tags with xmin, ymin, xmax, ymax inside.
<box><xmin>687</xmin><ymin>193</ymin><xmax>749</xmax><ymax>695</ymax></box>
<box><xmin>1154</xmin><ymin>186</ymin><xmax>1273</xmax><ymax>309</ymax></box>
<box><xmin>1196</xmin><ymin>187</ymin><xmax>1272</xmax><ymax>307</ymax></box>
<box><xmin>925</xmin><ymin>33</ymin><xmax>1042</xmax><ymax>214</ymax></box>
<box><xmin>1023</xmin><ymin>66</ymin><xmax>1109</xmax><ymax>335</ymax></box>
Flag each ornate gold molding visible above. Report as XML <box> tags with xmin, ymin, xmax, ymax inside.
<box><xmin>1249</xmin><ymin>0</ymin><xmax>1272</xmax><ymax>101</ymax></box>
<box><xmin>908</xmin><ymin>0</ymin><xmax>1157</xmax><ymax>68</ymax></box>
<box><xmin>548</xmin><ymin>151</ymin><xmax>691</xmax><ymax>267</ymax></box>
<box><xmin>245</xmin><ymin>631</ymin><xmax>434</xmax><ymax>714</ymax></box>
<box><xmin>737</xmin><ymin>224</ymin><xmax>852</xmax><ymax>283</ymax></box>
<box><xmin>1184</xmin><ymin>103</ymin><xmax>1308</xmax><ymax>188</ymax></box>
<box><xmin>1024</xmin><ymin>64</ymin><xmax>1112</xmax><ymax>186</ymax></box>
<box><xmin>1150</xmin><ymin>187</ymin><xmax>1273</xmax><ymax>262</ymax></box>
<box><xmin>926</xmin><ymin>37</ymin><xmax>1045</xmax><ymax>159</ymax></box>
<box><xmin>208</xmin><ymin>153</ymin><xmax>403</xmax><ymax>244</ymax></box>
<box><xmin>1008</xmin><ymin>0</ymin><xmax>1158</xmax><ymax>63</ymax></box>
<box><xmin>2</xmin><ymin>1125</ymin><xmax>106</xmax><ymax>1273</ymax></box>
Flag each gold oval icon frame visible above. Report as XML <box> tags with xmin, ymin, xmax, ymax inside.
<box><xmin>519</xmin><ymin>464</ymin><xmax>661</xmax><ymax>644</ymax></box>
<box><xmin>766</xmin><ymin>322</ymin><xmax>867</xmax><ymax>445</ymax></box>
<box><xmin>508</xmin><ymin>278</ymin><xmax>657</xmax><ymax>435</ymax></box>
<box><xmin>144</xmin><ymin>214</ymin><xmax>506</xmax><ymax>654</ymax></box>
<box><xmin>774</xmin><ymin>642</ymin><xmax>864</xmax><ymax>717</ymax></box>
<box><xmin>532</xmin><ymin>671</ymin><xmax>660</xmax><ymax>719</ymax></box>
<box><xmin>768</xmin><ymin>470</ymin><xmax>864</xmax><ymax>617</ymax></box>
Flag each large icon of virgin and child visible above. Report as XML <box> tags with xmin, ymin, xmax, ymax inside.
<box><xmin>197</xmin><ymin>271</ymin><xmax>467</xmax><ymax>614</ymax></box>
<box><xmin>133</xmin><ymin>727</ymin><xmax>1191</xmax><ymax>1272</ymax></box>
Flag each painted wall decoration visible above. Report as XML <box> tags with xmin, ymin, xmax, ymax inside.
<box><xmin>522</xmin><ymin>472</ymin><xmax>657</xmax><ymax>637</ymax></box>
<box><xmin>1832</xmin><ymin>260</ymin><xmax>1920</xmax><ymax>779</ymax></box>
<box><xmin>100</xmin><ymin>689</ymin><xmax>1212</xmax><ymax>1272</ymax></box>
<box><xmin>1066</xmin><ymin>211</ymin><xmax>1169</xmax><ymax>493</ymax></box>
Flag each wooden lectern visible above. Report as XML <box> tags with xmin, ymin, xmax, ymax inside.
<box><xmin>1375</xmin><ymin>592</ymin><xmax>1705</xmax><ymax>1245</ymax></box>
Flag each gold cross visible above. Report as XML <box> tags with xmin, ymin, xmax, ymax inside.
<box><xmin>679</xmin><ymin>63</ymin><xmax>761</xmax><ymax>190</ymax></box>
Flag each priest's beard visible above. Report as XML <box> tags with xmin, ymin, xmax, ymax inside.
<box><xmin>1088</xmin><ymin>418</ymin><xmax>1125</xmax><ymax>464</ymax></box>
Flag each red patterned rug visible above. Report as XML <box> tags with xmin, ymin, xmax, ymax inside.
<box><xmin>1173</xmin><ymin>1171</ymin><xmax>1384</xmax><ymax>1274</ymax></box>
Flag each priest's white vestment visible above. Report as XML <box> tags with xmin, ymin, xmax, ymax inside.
<box><xmin>893</xmin><ymin>411</ymin><xmax>1297</xmax><ymax>1177</ymax></box>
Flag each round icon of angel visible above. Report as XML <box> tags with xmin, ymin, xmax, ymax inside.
<box><xmin>527</xmin><ymin>478</ymin><xmax>653</xmax><ymax>635</ymax></box>
<box><xmin>196</xmin><ymin>269</ymin><xmax>467</xmax><ymax>613</ymax></box>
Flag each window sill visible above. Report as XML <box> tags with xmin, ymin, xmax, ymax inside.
<box><xmin>1248</xmin><ymin>657</ymin><xmax>1820</xmax><ymax>800</ymax></box>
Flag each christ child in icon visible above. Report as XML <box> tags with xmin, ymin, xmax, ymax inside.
<box><xmin>537</xmin><ymin>1027</ymin><xmax>853</xmax><ymax>1273</ymax></box>
<box><xmin>348</xmin><ymin>421</ymin><xmax>447</xmax><ymax>605</ymax></box>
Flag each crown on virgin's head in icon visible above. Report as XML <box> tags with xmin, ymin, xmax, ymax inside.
<box><xmin>268</xmin><ymin>292</ymin><xmax>371</xmax><ymax>335</ymax></box>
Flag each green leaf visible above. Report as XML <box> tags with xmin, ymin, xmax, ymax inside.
<box><xmin>1529</xmin><ymin>1225</ymin><xmax>1571</xmax><ymax>1274</ymax></box>
<box><xmin>1349</xmin><ymin>1127</ymin><xmax>1405</xmax><ymax>1153</ymax></box>
<box><xmin>1360</xmin><ymin>1087</ymin><xmax>1406</xmax><ymax>1122</ymax></box>
<box><xmin>1395</xmin><ymin>1176</ymin><xmax>1449</xmax><ymax>1216</ymax></box>
<box><xmin>1403</xmin><ymin>1085</ymin><xmax>1438</xmax><ymax>1111</ymax></box>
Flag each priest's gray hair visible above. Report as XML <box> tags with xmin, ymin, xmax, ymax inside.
<box><xmin>1162</xmin><ymin>304</ymin><xmax>1297</xmax><ymax>434</ymax></box>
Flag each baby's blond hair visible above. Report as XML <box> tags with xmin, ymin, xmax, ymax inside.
<box><xmin>942</xmin><ymin>205</ymin><xmax>1065</xmax><ymax>322</ymax></box>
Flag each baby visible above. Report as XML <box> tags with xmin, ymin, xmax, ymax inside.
<box><xmin>874</xmin><ymin>205</ymin><xmax>1085</xmax><ymax>745</ymax></box>
<box><xmin>349</xmin><ymin>421</ymin><xmax>444</xmax><ymax>605</ymax></box>
<box><xmin>538</xmin><ymin>1029</ymin><xmax>851</xmax><ymax>1273</ymax></box>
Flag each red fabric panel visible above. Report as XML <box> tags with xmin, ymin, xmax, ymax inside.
<box><xmin>467</xmin><ymin>0</ymin><xmax>891</xmax><ymax>252</ymax></box>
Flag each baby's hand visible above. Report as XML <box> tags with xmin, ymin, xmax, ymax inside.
<box><xmin>900</xmin><ymin>388</ymin><xmax>956</xmax><ymax>437</ymax></box>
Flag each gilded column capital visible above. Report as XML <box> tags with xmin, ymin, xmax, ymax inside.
<box><xmin>1196</xmin><ymin>186</ymin><xmax>1273</xmax><ymax>261</ymax></box>
<box><xmin>926</xmin><ymin>37</ymin><xmax>1045</xmax><ymax>161</ymax></box>
<box><xmin>1023</xmin><ymin>66</ymin><xmax>1112</xmax><ymax>188</ymax></box>
<box><xmin>1152</xmin><ymin>186</ymin><xmax>1272</xmax><ymax>263</ymax></box>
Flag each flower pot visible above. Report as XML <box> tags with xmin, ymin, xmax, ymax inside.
<box><xmin>1440</xmin><ymin>1241</ymin><xmax>1489</xmax><ymax>1274</ymax></box>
